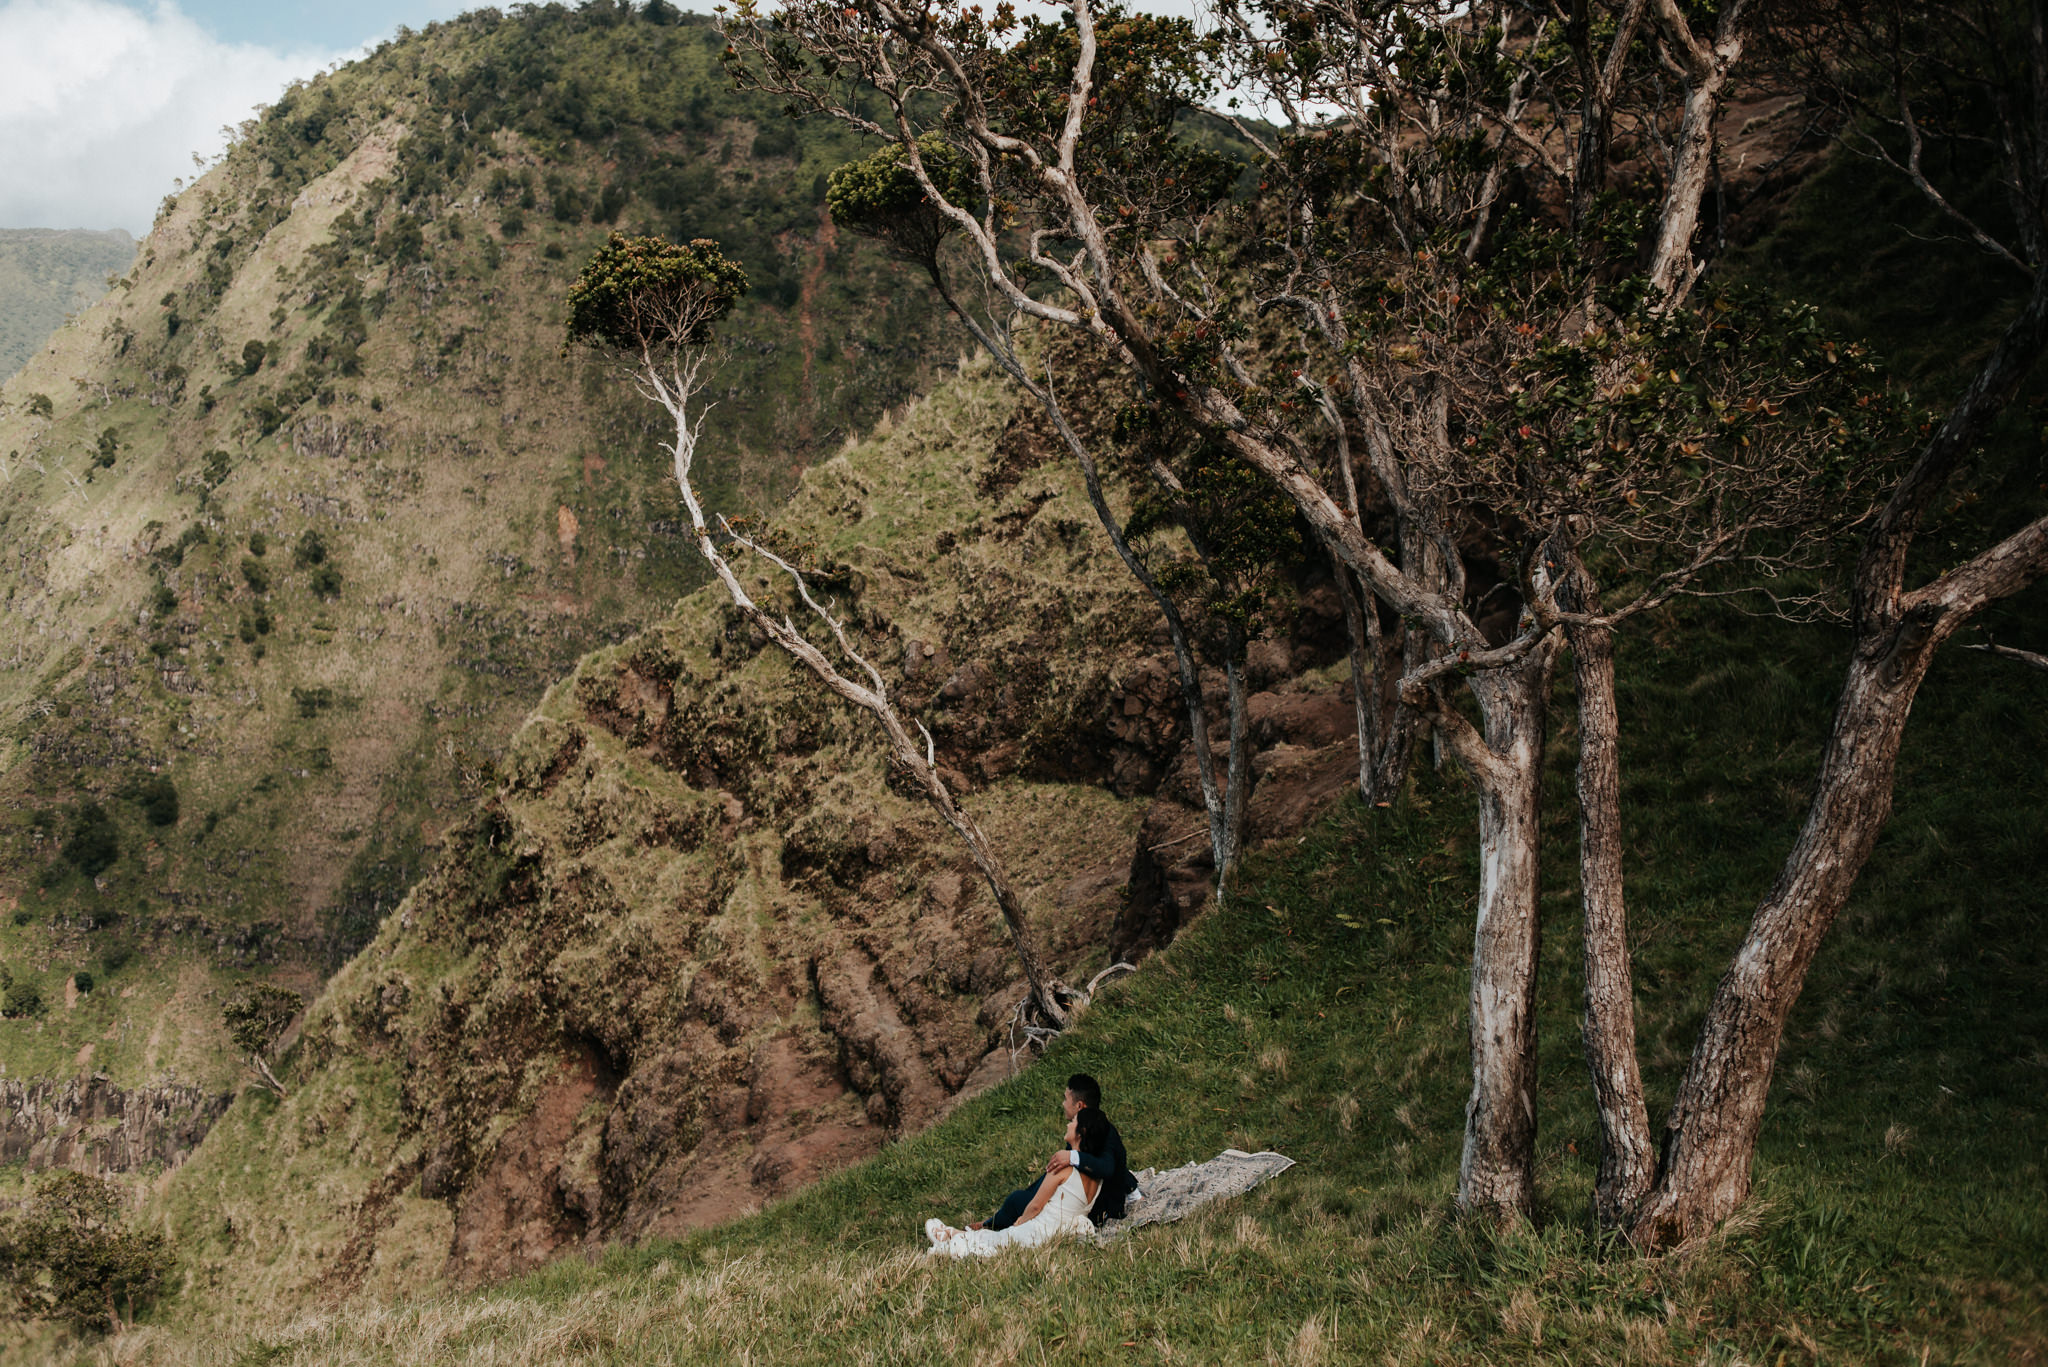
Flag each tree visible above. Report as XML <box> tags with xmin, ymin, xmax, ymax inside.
<box><xmin>727</xmin><ymin>0</ymin><xmax>1794</xmax><ymax>1222</ymax></box>
<box><xmin>566</xmin><ymin>232</ymin><xmax>1075</xmax><ymax>1026</ymax></box>
<box><xmin>1614</xmin><ymin>0</ymin><xmax>2048</xmax><ymax>1248</ymax></box>
<box><xmin>63</xmin><ymin>802</ymin><xmax>119</xmax><ymax>879</ymax></box>
<box><xmin>0</xmin><ymin>1171</ymin><xmax>173</xmax><ymax>1337</ymax></box>
<box><xmin>222</xmin><ymin>984</ymin><xmax>302</xmax><ymax>1097</ymax></box>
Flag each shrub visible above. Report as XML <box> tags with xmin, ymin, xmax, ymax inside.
<box><xmin>241</xmin><ymin>557</ymin><xmax>270</xmax><ymax>594</ymax></box>
<box><xmin>130</xmin><ymin>775</ymin><xmax>179</xmax><ymax>827</ymax></box>
<box><xmin>201</xmin><ymin>449</ymin><xmax>232</xmax><ymax>488</ymax></box>
<box><xmin>0</xmin><ymin>1171</ymin><xmax>174</xmax><ymax>1334</ymax></box>
<box><xmin>309</xmin><ymin>564</ymin><xmax>343</xmax><ymax>599</ymax></box>
<box><xmin>64</xmin><ymin>803</ymin><xmax>119</xmax><ymax>878</ymax></box>
<box><xmin>241</xmin><ymin>339</ymin><xmax>266</xmax><ymax>375</ymax></box>
<box><xmin>293</xmin><ymin>530</ymin><xmax>328</xmax><ymax>566</ymax></box>
<box><xmin>500</xmin><ymin>209</ymin><xmax>526</xmax><ymax>237</ymax></box>
<box><xmin>2</xmin><ymin>979</ymin><xmax>45</xmax><ymax>1018</ymax></box>
<box><xmin>751</xmin><ymin>122</ymin><xmax>799</xmax><ymax>159</ymax></box>
<box><xmin>25</xmin><ymin>393</ymin><xmax>54</xmax><ymax>419</ymax></box>
<box><xmin>151</xmin><ymin>583</ymin><xmax>177</xmax><ymax>617</ymax></box>
<box><xmin>238</xmin><ymin>616</ymin><xmax>258</xmax><ymax>643</ymax></box>
<box><xmin>92</xmin><ymin>429</ymin><xmax>119</xmax><ymax>469</ymax></box>
<box><xmin>72</xmin><ymin>972</ymin><xmax>94</xmax><ymax>996</ymax></box>
<box><xmin>248</xmin><ymin>531</ymin><xmax>267</xmax><ymax>556</ymax></box>
<box><xmin>292</xmin><ymin>686</ymin><xmax>334</xmax><ymax>718</ymax></box>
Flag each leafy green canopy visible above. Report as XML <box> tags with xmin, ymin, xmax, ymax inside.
<box><xmin>565</xmin><ymin>233</ymin><xmax>749</xmax><ymax>353</ymax></box>
<box><xmin>222</xmin><ymin>984</ymin><xmax>303</xmax><ymax>1060</ymax></box>
<box><xmin>0</xmin><ymin>1171</ymin><xmax>173</xmax><ymax>1335</ymax></box>
<box><xmin>826</xmin><ymin>135</ymin><xmax>975</xmax><ymax>273</ymax></box>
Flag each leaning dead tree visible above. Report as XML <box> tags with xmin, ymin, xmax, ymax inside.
<box><xmin>565</xmin><ymin>233</ymin><xmax>1071</xmax><ymax>1026</ymax></box>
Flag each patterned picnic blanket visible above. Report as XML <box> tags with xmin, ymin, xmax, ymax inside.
<box><xmin>1086</xmin><ymin>1148</ymin><xmax>1296</xmax><ymax>1243</ymax></box>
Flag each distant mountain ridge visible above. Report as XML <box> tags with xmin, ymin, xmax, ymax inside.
<box><xmin>0</xmin><ymin>228</ymin><xmax>136</xmax><ymax>380</ymax></box>
<box><xmin>0</xmin><ymin>4</ymin><xmax>952</xmax><ymax>1096</ymax></box>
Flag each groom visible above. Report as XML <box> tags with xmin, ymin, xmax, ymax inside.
<box><xmin>975</xmin><ymin>1072</ymin><xmax>1137</xmax><ymax>1231</ymax></box>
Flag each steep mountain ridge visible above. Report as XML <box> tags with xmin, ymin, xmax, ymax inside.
<box><xmin>0</xmin><ymin>5</ymin><xmax>952</xmax><ymax>1095</ymax></box>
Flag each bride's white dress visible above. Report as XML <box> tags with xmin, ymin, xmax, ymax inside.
<box><xmin>924</xmin><ymin>1170</ymin><xmax>1095</xmax><ymax>1258</ymax></box>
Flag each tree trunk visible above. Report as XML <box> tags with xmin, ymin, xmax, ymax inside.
<box><xmin>1568</xmin><ymin>610</ymin><xmax>1656</xmax><ymax>1227</ymax></box>
<box><xmin>654</xmin><ymin>356</ymin><xmax>1072</xmax><ymax>1028</ymax></box>
<box><xmin>252</xmin><ymin>1053</ymin><xmax>289</xmax><ymax>1099</ymax></box>
<box><xmin>942</xmin><ymin>304</ymin><xmax>1240</xmax><ymax>900</ymax></box>
<box><xmin>1627</xmin><ymin>622</ymin><xmax>1939</xmax><ymax>1246</ymax></box>
<box><xmin>1456</xmin><ymin>644</ymin><xmax>1560</xmax><ymax>1218</ymax></box>
<box><xmin>1646</xmin><ymin>0</ymin><xmax>1744</xmax><ymax>306</ymax></box>
<box><xmin>1219</xmin><ymin>624</ymin><xmax>1253</xmax><ymax>892</ymax></box>
<box><xmin>1335</xmin><ymin>561</ymin><xmax>1417</xmax><ymax>805</ymax></box>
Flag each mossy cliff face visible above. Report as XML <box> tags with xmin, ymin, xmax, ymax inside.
<box><xmin>157</xmin><ymin>360</ymin><xmax>1133</xmax><ymax>1303</ymax></box>
<box><xmin>155</xmin><ymin>350</ymin><xmax>1376</xmax><ymax>1312</ymax></box>
<box><xmin>0</xmin><ymin>6</ymin><xmax>951</xmax><ymax>1091</ymax></box>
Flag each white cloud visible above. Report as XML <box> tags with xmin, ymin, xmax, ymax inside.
<box><xmin>0</xmin><ymin>0</ymin><xmax>344</xmax><ymax>233</ymax></box>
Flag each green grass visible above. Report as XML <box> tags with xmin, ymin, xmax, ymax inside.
<box><xmin>64</xmin><ymin>593</ymin><xmax>2044</xmax><ymax>1365</ymax></box>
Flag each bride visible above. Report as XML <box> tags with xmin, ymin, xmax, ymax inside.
<box><xmin>924</xmin><ymin>1110</ymin><xmax>1107</xmax><ymax>1258</ymax></box>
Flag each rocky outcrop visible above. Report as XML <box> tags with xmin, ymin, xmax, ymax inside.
<box><xmin>0</xmin><ymin>1074</ymin><xmax>232</xmax><ymax>1175</ymax></box>
<box><xmin>203</xmin><ymin>361</ymin><xmax>1383</xmax><ymax>1297</ymax></box>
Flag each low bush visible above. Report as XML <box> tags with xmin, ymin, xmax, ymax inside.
<box><xmin>2</xmin><ymin>978</ymin><xmax>45</xmax><ymax>1018</ymax></box>
<box><xmin>63</xmin><ymin>802</ymin><xmax>118</xmax><ymax>877</ymax></box>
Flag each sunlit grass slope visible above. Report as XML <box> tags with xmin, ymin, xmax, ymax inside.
<box><xmin>67</xmin><ymin>591</ymin><xmax>2045</xmax><ymax>1365</ymax></box>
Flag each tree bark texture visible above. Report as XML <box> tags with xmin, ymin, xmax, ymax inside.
<box><xmin>1456</xmin><ymin>645</ymin><xmax>1561</xmax><ymax>1218</ymax></box>
<box><xmin>1568</xmin><ymin>614</ymin><xmax>1656</xmax><ymax>1226</ymax></box>
<box><xmin>1627</xmin><ymin>625</ymin><xmax>1937</xmax><ymax>1247</ymax></box>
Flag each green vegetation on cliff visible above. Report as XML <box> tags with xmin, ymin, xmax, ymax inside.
<box><xmin>0</xmin><ymin>2</ymin><xmax>954</xmax><ymax>1091</ymax></box>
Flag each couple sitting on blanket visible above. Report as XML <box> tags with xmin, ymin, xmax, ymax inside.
<box><xmin>924</xmin><ymin>1073</ymin><xmax>1139</xmax><ymax>1258</ymax></box>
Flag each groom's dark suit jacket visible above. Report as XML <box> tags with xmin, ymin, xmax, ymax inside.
<box><xmin>1073</xmin><ymin>1108</ymin><xmax>1137</xmax><ymax>1225</ymax></box>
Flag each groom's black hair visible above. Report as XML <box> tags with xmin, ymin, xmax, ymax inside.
<box><xmin>1066</xmin><ymin>1073</ymin><xmax>1102</xmax><ymax>1109</ymax></box>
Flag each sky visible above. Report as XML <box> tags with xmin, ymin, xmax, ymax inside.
<box><xmin>0</xmin><ymin>0</ymin><xmax>480</xmax><ymax>233</ymax></box>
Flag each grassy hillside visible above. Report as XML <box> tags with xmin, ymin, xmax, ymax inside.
<box><xmin>0</xmin><ymin>4</ymin><xmax>954</xmax><ymax>1091</ymax></box>
<box><xmin>13</xmin><ymin>140</ymin><xmax>2040</xmax><ymax>1364</ymax></box>
<box><xmin>45</xmin><ymin>587</ymin><xmax>2046</xmax><ymax>1363</ymax></box>
<box><xmin>0</xmin><ymin>230</ymin><xmax>136</xmax><ymax>382</ymax></box>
